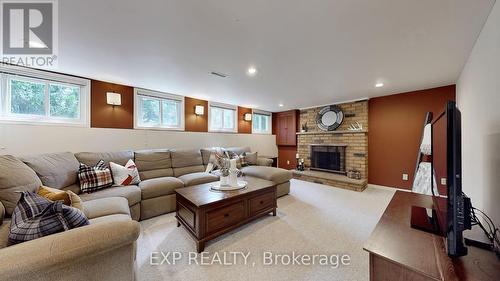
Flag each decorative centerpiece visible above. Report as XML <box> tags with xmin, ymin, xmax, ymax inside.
<box><xmin>210</xmin><ymin>149</ymin><xmax>247</xmax><ymax>191</ymax></box>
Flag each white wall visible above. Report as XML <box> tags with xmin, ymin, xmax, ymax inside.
<box><xmin>457</xmin><ymin>1</ymin><xmax>500</xmax><ymax>226</ymax></box>
<box><xmin>0</xmin><ymin>124</ymin><xmax>278</xmax><ymax>157</ymax></box>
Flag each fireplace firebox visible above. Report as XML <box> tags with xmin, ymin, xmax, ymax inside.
<box><xmin>310</xmin><ymin>144</ymin><xmax>347</xmax><ymax>174</ymax></box>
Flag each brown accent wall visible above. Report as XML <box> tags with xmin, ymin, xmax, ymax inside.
<box><xmin>238</xmin><ymin>106</ymin><xmax>252</xmax><ymax>134</ymax></box>
<box><xmin>185</xmin><ymin>97</ymin><xmax>208</xmax><ymax>132</ymax></box>
<box><xmin>368</xmin><ymin>85</ymin><xmax>456</xmax><ymax>189</ymax></box>
<box><xmin>90</xmin><ymin>80</ymin><xmax>134</xmax><ymax>129</ymax></box>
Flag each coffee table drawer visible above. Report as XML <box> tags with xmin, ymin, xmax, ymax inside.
<box><xmin>249</xmin><ymin>191</ymin><xmax>275</xmax><ymax>216</ymax></box>
<box><xmin>206</xmin><ymin>201</ymin><xmax>246</xmax><ymax>234</ymax></box>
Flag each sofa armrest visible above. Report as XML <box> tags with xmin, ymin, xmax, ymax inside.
<box><xmin>256</xmin><ymin>157</ymin><xmax>273</xmax><ymax>167</ymax></box>
<box><xmin>0</xmin><ymin>220</ymin><xmax>140</xmax><ymax>280</ymax></box>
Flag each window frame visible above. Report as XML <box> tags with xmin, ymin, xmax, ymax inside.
<box><xmin>208</xmin><ymin>101</ymin><xmax>238</xmax><ymax>133</ymax></box>
<box><xmin>0</xmin><ymin>65</ymin><xmax>90</xmax><ymax>127</ymax></box>
<box><xmin>252</xmin><ymin>109</ymin><xmax>272</xmax><ymax>134</ymax></box>
<box><xmin>133</xmin><ymin>88</ymin><xmax>185</xmax><ymax>131</ymax></box>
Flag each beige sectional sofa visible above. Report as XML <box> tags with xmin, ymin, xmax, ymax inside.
<box><xmin>0</xmin><ymin>146</ymin><xmax>292</xmax><ymax>281</ymax></box>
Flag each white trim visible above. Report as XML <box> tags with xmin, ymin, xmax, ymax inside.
<box><xmin>208</xmin><ymin>101</ymin><xmax>238</xmax><ymax>133</ymax></box>
<box><xmin>0</xmin><ymin>64</ymin><xmax>89</xmax><ymax>86</ymax></box>
<box><xmin>0</xmin><ymin>66</ymin><xmax>90</xmax><ymax>127</ymax></box>
<box><xmin>133</xmin><ymin>88</ymin><xmax>185</xmax><ymax>131</ymax></box>
<box><xmin>251</xmin><ymin>109</ymin><xmax>272</xmax><ymax>134</ymax></box>
<box><xmin>298</xmin><ymin>97</ymin><xmax>369</xmax><ymax>111</ymax></box>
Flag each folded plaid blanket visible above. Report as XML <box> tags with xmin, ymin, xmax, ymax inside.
<box><xmin>9</xmin><ymin>191</ymin><xmax>89</xmax><ymax>245</ymax></box>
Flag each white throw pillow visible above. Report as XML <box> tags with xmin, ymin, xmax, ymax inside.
<box><xmin>109</xmin><ymin>159</ymin><xmax>141</xmax><ymax>186</ymax></box>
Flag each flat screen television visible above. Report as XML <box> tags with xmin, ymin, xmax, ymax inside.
<box><xmin>432</xmin><ymin>101</ymin><xmax>471</xmax><ymax>257</ymax></box>
<box><xmin>411</xmin><ymin>101</ymin><xmax>471</xmax><ymax>257</ymax></box>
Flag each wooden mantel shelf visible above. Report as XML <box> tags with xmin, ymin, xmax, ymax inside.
<box><xmin>296</xmin><ymin>130</ymin><xmax>368</xmax><ymax>135</ymax></box>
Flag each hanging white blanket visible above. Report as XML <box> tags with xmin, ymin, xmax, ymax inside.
<box><xmin>412</xmin><ymin>162</ymin><xmax>439</xmax><ymax>196</ymax></box>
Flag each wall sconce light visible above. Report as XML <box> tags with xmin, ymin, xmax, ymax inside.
<box><xmin>195</xmin><ymin>105</ymin><xmax>205</xmax><ymax>116</ymax></box>
<box><xmin>106</xmin><ymin>92</ymin><xmax>121</xmax><ymax>106</ymax></box>
<box><xmin>244</xmin><ymin>113</ymin><xmax>252</xmax><ymax>121</ymax></box>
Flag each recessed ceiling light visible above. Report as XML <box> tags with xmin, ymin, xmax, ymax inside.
<box><xmin>247</xmin><ymin>67</ymin><xmax>257</xmax><ymax>76</ymax></box>
<box><xmin>375</xmin><ymin>82</ymin><xmax>384</xmax><ymax>88</ymax></box>
<box><xmin>279</xmin><ymin>103</ymin><xmax>284</xmax><ymax>107</ymax></box>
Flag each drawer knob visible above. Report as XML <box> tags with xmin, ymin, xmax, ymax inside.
<box><xmin>224</xmin><ymin>214</ymin><xmax>229</xmax><ymax>218</ymax></box>
<box><xmin>260</xmin><ymin>201</ymin><xmax>264</xmax><ymax>204</ymax></box>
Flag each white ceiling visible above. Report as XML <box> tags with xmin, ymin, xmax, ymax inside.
<box><xmin>57</xmin><ymin>0</ymin><xmax>495</xmax><ymax>112</ymax></box>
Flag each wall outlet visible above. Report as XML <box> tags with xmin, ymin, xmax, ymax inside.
<box><xmin>402</xmin><ymin>173</ymin><xmax>409</xmax><ymax>181</ymax></box>
<box><xmin>286</xmin><ymin>160</ymin><xmax>290</xmax><ymax>165</ymax></box>
<box><xmin>441</xmin><ymin>178</ymin><xmax>447</xmax><ymax>186</ymax></box>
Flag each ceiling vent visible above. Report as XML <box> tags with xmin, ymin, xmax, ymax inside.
<box><xmin>210</xmin><ymin>71</ymin><xmax>228</xmax><ymax>78</ymax></box>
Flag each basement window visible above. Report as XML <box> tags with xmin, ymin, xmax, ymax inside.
<box><xmin>209</xmin><ymin>102</ymin><xmax>237</xmax><ymax>133</ymax></box>
<box><xmin>0</xmin><ymin>65</ymin><xmax>90</xmax><ymax>126</ymax></box>
<box><xmin>134</xmin><ymin>88</ymin><xmax>184</xmax><ymax>130</ymax></box>
<box><xmin>252</xmin><ymin>110</ymin><xmax>272</xmax><ymax>134</ymax></box>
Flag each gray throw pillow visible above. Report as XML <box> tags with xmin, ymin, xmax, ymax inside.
<box><xmin>9</xmin><ymin>191</ymin><xmax>89</xmax><ymax>245</ymax></box>
<box><xmin>244</xmin><ymin>152</ymin><xmax>258</xmax><ymax>165</ymax></box>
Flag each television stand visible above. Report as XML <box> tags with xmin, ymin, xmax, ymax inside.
<box><xmin>410</xmin><ymin>206</ymin><xmax>442</xmax><ymax>235</ymax></box>
<box><xmin>364</xmin><ymin>191</ymin><xmax>500</xmax><ymax>280</ymax></box>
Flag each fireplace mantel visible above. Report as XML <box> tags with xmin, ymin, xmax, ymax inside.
<box><xmin>296</xmin><ymin>130</ymin><xmax>367</xmax><ymax>135</ymax></box>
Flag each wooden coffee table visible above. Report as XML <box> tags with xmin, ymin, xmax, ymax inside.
<box><xmin>175</xmin><ymin>176</ymin><xmax>277</xmax><ymax>252</ymax></box>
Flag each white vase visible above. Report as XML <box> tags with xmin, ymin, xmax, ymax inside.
<box><xmin>220</xmin><ymin>176</ymin><xmax>228</xmax><ymax>186</ymax></box>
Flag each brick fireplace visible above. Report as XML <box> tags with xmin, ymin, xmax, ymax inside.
<box><xmin>294</xmin><ymin>100</ymin><xmax>368</xmax><ymax>191</ymax></box>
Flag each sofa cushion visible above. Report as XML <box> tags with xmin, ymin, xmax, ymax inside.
<box><xmin>82</xmin><ymin>197</ymin><xmax>130</xmax><ymax>219</ymax></box>
<box><xmin>134</xmin><ymin>149</ymin><xmax>171</xmax><ymax>170</ymax></box>
<box><xmin>171</xmin><ymin>149</ymin><xmax>203</xmax><ymax>168</ymax></box>
<box><xmin>139</xmin><ymin>169</ymin><xmax>174</xmax><ymax>181</ymax></box>
<box><xmin>89</xmin><ymin>214</ymin><xmax>131</xmax><ymax>225</ymax></box>
<box><xmin>0</xmin><ymin>201</ymin><xmax>5</xmax><ymax>225</ymax></box>
<box><xmin>134</xmin><ymin>149</ymin><xmax>174</xmax><ymax>180</ymax></box>
<box><xmin>178</xmin><ymin>172</ymin><xmax>219</xmax><ymax>186</ymax></box>
<box><xmin>21</xmin><ymin>152</ymin><xmax>79</xmax><ymax>189</ymax></box>
<box><xmin>244</xmin><ymin>152</ymin><xmax>258</xmax><ymax>165</ymax></box>
<box><xmin>139</xmin><ymin>177</ymin><xmax>184</xmax><ymax>200</ymax></box>
<box><xmin>173</xmin><ymin>165</ymin><xmax>205</xmax><ymax>177</ymax></box>
<box><xmin>75</xmin><ymin>150</ymin><xmax>134</xmax><ymax>167</ymax></box>
<box><xmin>110</xmin><ymin>160</ymin><xmax>141</xmax><ymax>186</ymax></box>
<box><xmin>0</xmin><ymin>155</ymin><xmax>42</xmax><ymax>216</ymax></box>
<box><xmin>78</xmin><ymin>160</ymin><xmax>113</xmax><ymax>193</ymax></box>
<box><xmin>79</xmin><ymin>186</ymin><xmax>141</xmax><ymax>207</ymax></box>
<box><xmin>241</xmin><ymin>166</ymin><xmax>292</xmax><ymax>184</ymax></box>
<box><xmin>61</xmin><ymin>183</ymin><xmax>81</xmax><ymax>195</ymax></box>
<box><xmin>0</xmin><ymin>219</ymin><xmax>9</xmax><ymax>249</ymax></box>
<box><xmin>225</xmin><ymin>147</ymin><xmax>251</xmax><ymax>156</ymax></box>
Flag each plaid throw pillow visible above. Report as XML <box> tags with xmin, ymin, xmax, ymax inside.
<box><xmin>78</xmin><ymin>160</ymin><xmax>113</xmax><ymax>193</ymax></box>
<box><xmin>9</xmin><ymin>191</ymin><xmax>89</xmax><ymax>245</ymax></box>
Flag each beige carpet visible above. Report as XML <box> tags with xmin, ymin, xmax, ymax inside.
<box><xmin>137</xmin><ymin>179</ymin><xmax>395</xmax><ymax>281</ymax></box>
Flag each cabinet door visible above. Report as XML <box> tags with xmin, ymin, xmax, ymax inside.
<box><xmin>285</xmin><ymin>115</ymin><xmax>296</xmax><ymax>145</ymax></box>
<box><xmin>276</xmin><ymin>115</ymin><xmax>287</xmax><ymax>145</ymax></box>
<box><xmin>275</xmin><ymin>111</ymin><xmax>297</xmax><ymax>146</ymax></box>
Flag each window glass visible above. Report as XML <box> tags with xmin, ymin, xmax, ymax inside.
<box><xmin>162</xmin><ymin>99</ymin><xmax>180</xmax><ymax>127</ymax></box>
<box><xmin>140</xmin><ymin>97</ymin><xmax>160</xmax><ymax>126</ymax></box>
<box><xmin>10</xmin><ymin>79</ymin><xmax>45</xmax><ymax>116</ymax></box>
<box><xmin>223</xmin><ymin>109</ymin><xmax>234</xmax><ymax>129</ymax></box>
<box><xmin>253</xmin><ymin>113</ymin><xmax>271</xmax><ymax>133</ymax></box>
<box><xmin>135</xmin><ymin>90</ymin><xmax>183</xmax><ymax>129</ymax></box>
<box><xmin>49</xmin><ymin>83</ymin><xmax>80</xmax><ymax>118</ymax></box>
<box><xmin>210</xmin><ymin>106</ymin><xmax>236</xmax><ymax>131</ymax></box>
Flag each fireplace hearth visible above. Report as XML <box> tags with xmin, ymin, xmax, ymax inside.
<box><xmin>310</xmin><ymin>144</ymin><xmax>347</xmax><ymax>174</ymax></box>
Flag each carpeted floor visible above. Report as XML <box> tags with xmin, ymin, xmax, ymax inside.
<box><xmin>137</xmin><ymin>179</ymin><xmax>395</xmax><ymax>281</ymax></box>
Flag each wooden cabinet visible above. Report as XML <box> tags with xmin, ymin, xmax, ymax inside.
<box><xmin>274</xmin><ymin>110</ymin><xmax>298</xmax><ymax>146</ymax></box>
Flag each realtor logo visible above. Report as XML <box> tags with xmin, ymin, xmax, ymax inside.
<box><xmin>1</xmin><ymin>0</ymin><xmax>58</xmax><ymax>68</ymax></box>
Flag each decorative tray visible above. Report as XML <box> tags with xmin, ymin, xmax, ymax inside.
<box><xmin>210</xmin><ymin>180</ymin><xmax>247</xmax><ymax>191</ymax></box>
